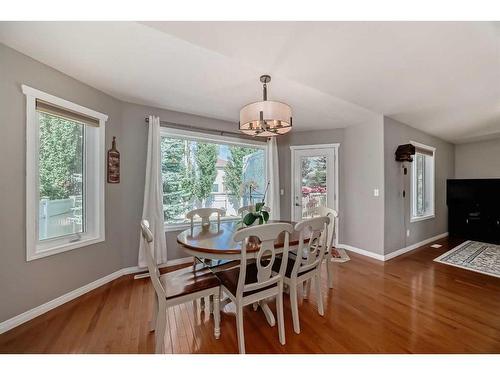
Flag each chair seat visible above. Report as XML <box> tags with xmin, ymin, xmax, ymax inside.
<box><xmin>215</xmin><ymin>263</ymin><xmax>276</xmax><ymax>297</ymax></box>
<box><xmin>160</xmin><ymin>263</ymin><xmax>220</xmax><ymax>300</ymax></box>
<box><xmin>272</xmin><ymin>257</ymin><xmax>311</xmax><ymax>278</ymax></box>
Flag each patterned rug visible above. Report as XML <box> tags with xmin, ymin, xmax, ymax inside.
<box><xmin>434</xmin><ymin>241</ymin><xmax>500</xmax><ymax>278</ymax></box>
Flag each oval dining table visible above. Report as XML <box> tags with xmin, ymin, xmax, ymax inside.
<box><xmin>176</xmin><ymin>219</ymin><xmax>309</xmax><ymax>327</ymax></box>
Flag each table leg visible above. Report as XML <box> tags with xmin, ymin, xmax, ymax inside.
<box><xmin>259</xmin><ymin>300</ymin><xmax>276</xmax><ymax>327</ymax></box>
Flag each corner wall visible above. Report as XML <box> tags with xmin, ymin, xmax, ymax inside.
<box><xmin>383</xmin><ymin>117</ymin><xmax>454</xmax><ymax>255</ymax></box>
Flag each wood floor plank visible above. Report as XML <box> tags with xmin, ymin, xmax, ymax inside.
<box><xmin>1</xmin><ymin>238</ymin><xmax>499</xmax><ymax>354</ymax></box>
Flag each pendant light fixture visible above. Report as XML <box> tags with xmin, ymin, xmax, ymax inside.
<box><xmin>239</xmin><ymin>75</ymin><xmax>292</xmax><ymax>137</ymax></box>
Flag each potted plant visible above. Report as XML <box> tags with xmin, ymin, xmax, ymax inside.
<box><xmin>242</xmin><ymin>181</ymin><xmax>270</xmax><ymax>226</ymax></box>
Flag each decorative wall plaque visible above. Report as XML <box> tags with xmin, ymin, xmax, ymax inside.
<box><xmin>107</xmin><ymin>136</ymin><xmax>120</xmax><ymax>183</ymax></box>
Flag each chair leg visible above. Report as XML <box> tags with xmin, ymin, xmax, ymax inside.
<box><xmin>326</xmin><ymin>253</ymin><xmax>334</xmax><ymax>289</ymax></box>
<box><xmin>303</xmin><ymin>279</ymin><xmax>311</xmax><ymax>299</ymax></box>
<box><xmin>213</xmin><ymin>291</ymin><xmax>221</xmax><ymax>339</ymax></box>
<box><xmin>276</xmin><ymin>283</ymin><xmax>286</xmax><ymax>345</ymax></box>
<box><xmin>290</xmin><ymin>283</ymin><xmax>301</xmax><ymax>334</ymax></box>
<box><xmin>315</xmin><ymin>273</ymin><xmax>324</xmax><ymax>316</ymax></box>
<box><xmin>200</xmin><ymin>297</ymin><xmax>205</xmax><ymax>311</ymax></box>
<box><xmin>150</xmin><ymin>293</ymin><xmax>158</xmax><ymax>332</ymax></box>
<box><xmin>236</xmin><ymin>304</ymin><xmax>245</xmax><ymax>354</ymax></box>
<box><xmin>155</xmin><ymin>304</ymin><xmax>167</xmax><ymax>354</ymax></box>
<box><xmin>209</xmin><ymin>295</ymin><xmax>214</xmax><ymax>314</ymax></box>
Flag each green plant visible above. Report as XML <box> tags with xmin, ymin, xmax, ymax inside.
<box><xmin>242</xmin><ymin>202</ymin><xmax>270</xmax><ymax>226</ymax></box>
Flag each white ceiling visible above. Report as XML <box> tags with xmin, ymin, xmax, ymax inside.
<box><xmin>1</xmin><ymin>21</ymin><xmax>499</xmax><ymax>143</ymax></box>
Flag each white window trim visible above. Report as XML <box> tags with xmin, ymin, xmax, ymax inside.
<box><xmin>160</xmin><ymin>126</ymin><xmax>268</xmax><ymax>232</ymax></box>
<box><xmin>410</xmin><ymin>140</ymin><xmax>436</xmax><ymax>223</ymax></box>
<box><xmin>23</xmin><ymin>85</ymin><xmax>107</xmax><ymax>261</ymax></box>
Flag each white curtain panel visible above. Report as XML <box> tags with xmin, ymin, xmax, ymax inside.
<box><xmin>138</xmin><ymin>115</ymin><xmax>167</xmax><ymax>267</ymax></box>
<box><xmin>267</xmin><ymin>137</ymin><xmax>281</xmax><ymax>220</ymax></box>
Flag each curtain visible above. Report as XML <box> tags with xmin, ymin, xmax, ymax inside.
<box><xmin>267</xmin><ymin>137</ymin><xmax>281</xmax><ymax>220</ymax></box>
<box><xmin>138</xmin><ymin>115</ymin><xmax>167</xmax><ymax>267</ymax></box>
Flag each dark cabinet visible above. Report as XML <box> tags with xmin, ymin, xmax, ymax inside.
<box><xmin>447</xmin><ymin>179</ymin><xmax>500</xmax><ymax>244</ymax></box>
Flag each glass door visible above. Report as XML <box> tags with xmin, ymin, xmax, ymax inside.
<box><xmin>291</xmin><ymin>146</ymin><xmax>337</xmax><ymax>221</ymax></box>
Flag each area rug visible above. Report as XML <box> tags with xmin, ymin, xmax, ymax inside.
<box><xmin>331</xmin><ymin>248</ymin><xmax>350</xmax><ymax>263</ymax></box>
<box><xmin>434</xmin><ymin>240</ymin><xmax>500</xmax><ymax>278</ymax></box>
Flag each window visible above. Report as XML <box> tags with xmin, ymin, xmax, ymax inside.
<box><xmin>410</xmin><ymin>141</ymin><xmax>435</xmax><ymax>222</ymax></box>
<box><xmin>160</xmin><ymin>128</ymin><xmax>267</xmax><ymax>229</ymax></box>
<box><xmin>23</xmin><ymin>85</ymin><xmax>107</xmax><ymax>260</ymax></box>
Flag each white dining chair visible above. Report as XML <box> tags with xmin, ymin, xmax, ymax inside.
<box><xmin>214</xmin><ymin>222</ymin><xmax>293</xmax><ymax>354</ymax></box>
<box><xmin>314</xmin><ymin>206</ymin><xmax>338</xmax><ymax>288</ymax></box>
<box><xmin>186</xmin><ymin>207</ymin><xmax>225</xmax><ymax>232</ymax></box>
<box><xmin>140</xmin><ymin>219</ymin><xmax>221</xmax><ymax>354</ymax></box>
<box><xmin>237</xmin><ymin>204</ymin><xmax>270</xmax><ymax>222</ymax></box>
<box><xmin>273</xmin><ymin>216</ymin><xmax>329</xmax><ymax>334</ymax></box>
<box><xmin>186</xmin><ymin>207</ymin><xmax>225</xmax><ymax>311</ymax></box>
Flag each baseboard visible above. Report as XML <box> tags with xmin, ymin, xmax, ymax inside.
<box><xmin>0</xmin><ymin>268</ymin><xmax>125</xmax><ymax>334</ymax></box>
<box><xmin>337</xmin><ymin>244</ymin><xmax>385</xmax><ymax>261</ymax></box>
<box><xmin>0</xmin><ymin>256</ymin><xmax>194</xmax><ymax>335</ymax></box>
<box><xmin>383</xmin><ymin>232</ymin><xmax>448</xmax><ymax>261</ymax></box>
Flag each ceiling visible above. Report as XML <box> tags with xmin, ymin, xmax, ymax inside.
<box><xmin>1</xmin><ymin>21</ymin><xmax>499</xmax><ymax>143</ymax></box>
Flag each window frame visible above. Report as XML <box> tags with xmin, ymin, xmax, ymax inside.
<box><xmin>410</xmin><ymin>140</ymin><xmax>436</xmax><ymax>223</ymax></box>
<box><xmin>159</xmin><ymin>127</ymin><xmax>268</xmax><ymax>232</ymax></box>
<box><xmin>23</xmin><ymin>85</ymin><xmax>107</xmax><ymax>261</ymax></box>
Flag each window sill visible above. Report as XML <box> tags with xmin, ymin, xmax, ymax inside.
<box><xmin>28</xmin><ymin>236</ymin><xmax>105</xmax><ymax>261</ymax></box>
<box><xmin>410</xmin><ymin>214</ymin><xmax>435</xmax><ymax>223</ymax></box>
<box><xmin>164</xmin><ymin>217</ymin><xmax>240</xmax><ymax>233</ymax></box>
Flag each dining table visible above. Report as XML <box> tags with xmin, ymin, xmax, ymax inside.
<box><xmin>176</xmin><ymin>219</ymin><xmax>310</xmax><ymax>326</ymax></box>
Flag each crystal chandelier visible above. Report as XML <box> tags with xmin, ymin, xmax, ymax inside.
<box><xmin>239</xmin><ymin>75</ymin><xmax>292</xmax><ymax>137</ymax></box>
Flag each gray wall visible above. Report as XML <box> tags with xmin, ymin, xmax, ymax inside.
<box><xmin>0</xmin><ymin>44</ymin><xmax>125</xmax><ymax>322</ymax></box>
<box><xmin>342</xmin><ymin>117</ymin><xmax>386</xmax><ymax>255</ymax></box>
<box><xmin>0</xmin><ymin>44</ymin><xmax>244</xmax><ymax>322</ymax></box>
<box><xmin>384</xmin><ymin>117</ymin><xmax>455</xmax><ymax>255</ymax></box>
<box><xmin>455</xmin><ymin>138</ymin><xmax>500</xmax><ymax>179</ymax></box>
<box><xmin>277</xmin><ymin>116</ymin><xmax>386</xmax><ymax>256</ymax></box>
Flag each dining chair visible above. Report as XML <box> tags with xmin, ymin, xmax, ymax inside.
<box><xmin>140</xmin><ymin>219</ymin><xmax>221</xmax><ymax>354</ymax></box>
<box><xmin>237</xmin><ymin>204</ymin><xmax>270</xmax><ymax>222</ymax></box>
<box><xmin>186</xmin><ymin>207</ymin><xmax>225</xmax><ymax>311</ymax></box>
<box><xmin>214</xmin><ymin>222</ymin><xmax>294</xmax><ymax>354</ymax></box>
<box><xmin>186</xmin><ymin>207</ymin><xmax>225</xmax><ymax>232</ymax></box>
<box><xmin>314</xmin><ymin>206</ymin><xmax>338</xmax><ymax>289</ymax></box>
<box><xmin>273</xmin><ymin>216</ymin><xmax>330</xmax><ymax>334</ymax></box>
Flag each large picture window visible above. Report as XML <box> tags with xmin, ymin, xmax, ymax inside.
<box><xmin>160</xmin><ymin>128</ymin><xmax>267</xmax><ymax>228</ymax></box>
<box><xmin>410</xmin><ymin>141</ymin><xmax>435</xmax><ymax>222</ymax></box>
<box><xmin>23</xmin><ymin>85</ymin><xmax>107</xmax><ymax>260</ymax></box>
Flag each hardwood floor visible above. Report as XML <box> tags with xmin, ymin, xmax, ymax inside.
<box><xmin>1</xmin><ymin>237</ymin><xmax>499</xmax><ymax>353</ymax></box>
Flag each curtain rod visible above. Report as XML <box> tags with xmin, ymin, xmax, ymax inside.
<box><xmin>144</xmin><ymin>117</ymin><xmax>268</xmax><ymax>143</ymax></box>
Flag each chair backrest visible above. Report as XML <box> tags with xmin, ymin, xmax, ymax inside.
<box><xmin>186</xmin><ymin>208</ymin><xmax>225</xmax><ymax>231</ymax></box>
<box><xmin>232</xmin><ymin>222</ymin><xmax>294</xmax><ymax>297</ymax></box>
<box><xmin>140</xmin><ymin>220</ymin><xmax>165</xmax><ymax>299</ymax></box>
<box><xmin>291</xmin><ymin>216</ymin><xmax>330</xmax><ymax>277</ymax></box>
<box><xmin>237</xmin><ymin>205</ymin><xmax>271</xmax><ymax>221</ymax></box>
<box><xmin>315</xmin><ymin>206</ymin><xmax>338</xmax><ymax>253</ymax></box>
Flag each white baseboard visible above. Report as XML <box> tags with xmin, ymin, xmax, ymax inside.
<box><xmin>0</xmin><ymin>256</ymin><xmax>194</xmax><ymax>335</ymax></box>
<box><xmin>337</xmin><ymin>244</ymin><xmax>385</xmax><ymax>261</ymax></box>
<box><xmin>383</xmin><ymin>232</ymin><xmax>448</xmax><ymax>261</ymax></box>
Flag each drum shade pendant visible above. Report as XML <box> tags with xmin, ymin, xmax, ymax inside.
<box><xmin>239</xmin><ymin>75</ymin><xmax>292</xmax><ymax>137</ymax></box>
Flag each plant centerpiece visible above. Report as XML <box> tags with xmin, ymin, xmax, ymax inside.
<box><xmin>242</xmin><ymin>181</ymin><xmax>270</xmax><ymax>226</ymax></box>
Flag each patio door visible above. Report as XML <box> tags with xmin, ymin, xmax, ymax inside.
<box><xmin>291</xmin><ymin>144</ymin><xmax>338</xmax><ymax>222</ymax></box>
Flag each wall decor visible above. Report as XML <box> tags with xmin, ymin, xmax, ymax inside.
<box><xmin>107</xmin><ymin>136</ymin><xmax>120</xmax><ymax>183</ymax></box>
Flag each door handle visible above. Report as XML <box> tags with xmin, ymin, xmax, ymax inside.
<box><xmin>295</xmin><ymin>203</ymin><xmax>301</xmax><ymax>207</ymax></box>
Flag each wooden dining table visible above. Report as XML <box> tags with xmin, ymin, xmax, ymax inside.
<box><xmin>176</xmin><ymin>219</ymin><xmax>309</xmax><ymax>326</ymax></box>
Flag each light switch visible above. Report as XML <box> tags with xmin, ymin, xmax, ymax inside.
<box><xmin>280</xmin><ymin>188</ymin><xmax>284</xmax><ymax>196</ymax></box>
<box><xmin>373</xmin><ymin>189</ymin><xmax>379</xmax><ymax>197</ymax></box>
